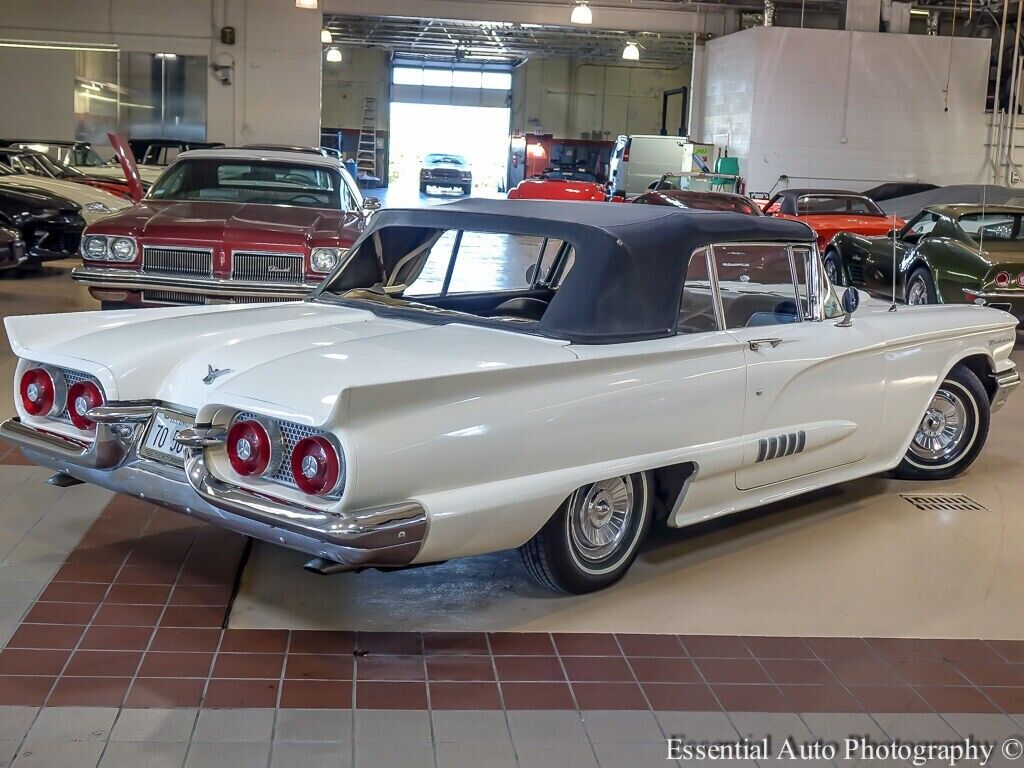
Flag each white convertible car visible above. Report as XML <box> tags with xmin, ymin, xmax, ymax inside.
<box><xmin>1</xmin><ymin>200</ymin><xmax>1019</xmax><ymax>593</ymax></box>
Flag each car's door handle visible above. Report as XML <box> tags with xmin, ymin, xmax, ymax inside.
<box><xmin>748</xmin><ymin>337</ymin><xmax>783</xmax><ymax>351</ymax></box>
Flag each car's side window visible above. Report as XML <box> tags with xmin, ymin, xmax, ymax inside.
<box><xmin>710</xmin><ymin>243</ymin><xmax>802</xmax><ymax>329</ymax></box>
<box><xmin>677</xmin><ymin>248</ymin><xmax>720</xmax><ymax>334</ymax></box>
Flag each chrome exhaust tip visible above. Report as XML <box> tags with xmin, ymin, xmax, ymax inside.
<box><xmin>47</xmin><ymin>472</ymin><xmax>84</xmax><ymax>487</ymax></box>
<box><xmin>302</xmin><ymin>556</ymin><xmax>356</xmax><ymax>575</ymax></box>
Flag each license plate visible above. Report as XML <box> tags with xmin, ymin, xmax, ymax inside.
<box><xmin>140</xmin><ymin>410</ymin><xmax>194</xmax><ymax>468</ymax></box>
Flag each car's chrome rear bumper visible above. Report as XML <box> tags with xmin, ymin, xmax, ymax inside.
<box><xmin>992</xmin><ymin>366</ymin><xmax>1021</xmax><ymax>413</ymax></box>
<box><xmin>0</xmin><ymin>414</ymin><xmax>427</xmax><ymax>569</ymax></box>
<box><xmin>71</xmin><ymin>266</ymin><xmax>315</xmax><ymax>300</ymax></box>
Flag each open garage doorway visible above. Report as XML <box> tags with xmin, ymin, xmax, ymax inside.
<box><xmin>389</xmin><ymin>102</ymin><xmax>510</xmax><ymax>201</ymax></box>
<box><xmin>386</xmin><ymin>60</ymin><xmax>512</xmax><ymax>204</ymax></box>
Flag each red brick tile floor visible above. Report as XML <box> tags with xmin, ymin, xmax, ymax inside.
<box><xmin>0</xmin><ymin>459</ymin><xmax>1020</xmax><ymax>718</ymax></box>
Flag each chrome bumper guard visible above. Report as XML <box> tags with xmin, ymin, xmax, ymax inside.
<box><xmin>992</xmin><ymin>367</ymin><xmax>1021</xmax><ymax>413</ymax></box>
<box><xmin>70</xmin><ymin>266</ymin><xmax>314</xmax><ymax>300</ymax></box>
<box><xmin>0</xmin><ymin>411</ymin><xmax>427</xmax><ymax>569</ymax></box>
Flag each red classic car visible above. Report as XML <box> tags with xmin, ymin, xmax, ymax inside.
<box><xmin>507</xmin><ymin>171</ymin><xmax>610</xmax><ymax>202</ymax></box>
<box><xmin>72</xmin><ymin>140</ymin><xmax>374</xmax><ymax>309</ymax></box>
<box><xmin>763</xmin><ymin>189</ymin><xmax>905</xmax><ymax>253</ymax></box>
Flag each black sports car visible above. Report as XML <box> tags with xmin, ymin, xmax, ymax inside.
<box><xmin>0</xmin><ymin>183</ymin><xmax>85</xmax><ymax>270</ymax></box>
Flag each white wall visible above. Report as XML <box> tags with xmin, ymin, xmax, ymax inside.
<box><xmin>0</xmin><ymin>48</ymin><xmax>76</xmax><ymax>139</ymax></box>
<box><xmin>0</xmin><ymin>0</ymin><xmax>322</xmax><ymax>146</ymax></box>
<box><xmin>322</xmin><ymin>46</ymin><xmax>389</xmax><ymax>131</ymax></box>
<box><xmin>511</xmin><ymin>58</ymin><xmax>692</xmax><ymax>140</ymax></box>
<box><xmin>701</xmin><ymin>26</ymin><xmax>991</xmax><ymax>192</ymax></box>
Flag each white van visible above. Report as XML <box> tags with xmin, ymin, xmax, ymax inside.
<box><xmin>608</xmin><ymin>135</ymin><xmax>690</xmax><ymax>196</ymax></box>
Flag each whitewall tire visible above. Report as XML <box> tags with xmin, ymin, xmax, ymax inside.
<box><xmin>893</xmin><ymin>364</ymin><xmax>989</xmax><ymax>481</ymax></box>
<box><xmin>520</xmin><ymin>472</ymin><xmax>652</xmax><ymax>594</ymax></box>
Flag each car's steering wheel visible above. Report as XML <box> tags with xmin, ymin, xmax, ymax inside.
<box><xmin>288</xmin><ymin>194</ymin><xmax>321</xmax><ymax>205</ymax></box>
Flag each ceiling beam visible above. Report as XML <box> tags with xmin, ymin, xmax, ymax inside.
<box><xmin>321</xmin><ymin>0</ymin><xmax>728</xmax><ymax>36</ymax></box>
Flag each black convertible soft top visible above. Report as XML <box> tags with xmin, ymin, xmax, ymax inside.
<box><xmin>319</xmin><ymin>198</ymin><xmax>815</xmax><ymax>343</ymax></box>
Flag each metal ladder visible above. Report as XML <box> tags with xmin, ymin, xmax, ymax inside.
<box><xmin>356</xmin><ymin>97</ymin><xmax>378</xmax><ymax>184</ymax></box>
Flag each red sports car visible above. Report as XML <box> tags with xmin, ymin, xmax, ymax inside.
<box><xmin>507</xmin><ymin>171</ymin><xmax>610</xmax><ymax>202</ymax></box>
<box><xmin>763</xmin><ymin>189</ymin><xmax>905</xmax><ymax>253</ymax></box>
<box><xmin>71</xmin><ymin>136</ymin><xmax>373</xmax><ymax>309</ymax></box>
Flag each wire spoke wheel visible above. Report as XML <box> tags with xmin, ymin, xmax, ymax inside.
<box><xmin>907</xmin><ymin>277</ymin><xmax>930</xmax><ymax>305</ymax></box>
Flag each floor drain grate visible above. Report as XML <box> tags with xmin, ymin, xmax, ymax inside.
<box><xmin>900</xmin><ymin>493</ymin><xmax>988</xmax><ymax>512</ymax></box>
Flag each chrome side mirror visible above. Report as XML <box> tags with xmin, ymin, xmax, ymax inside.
<box><xmin>836</xmin><ymin>286</ymin><xmax>859</xmax><ymax>327</ymax></box>
<box><xmin>362</xmin><ymin>197</ymin><xmax>381</xmax><ymax>212</ymax></box>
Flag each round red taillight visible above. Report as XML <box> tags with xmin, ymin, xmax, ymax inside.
<box><xmin>67</xmin><ymin>380</ymin><xmax>103</xmax><ymax>431</ymax></box>
<box><xmin>290</xmin><ymin>436</ymin><xmax>341</xmax><ymax>496</ymax></box>
<box><xmin>227</xmin><ymin>419</ymin><xmax>274</xmax><ymax>477</ymax></box>
<box><xmin>20</xmin><ymin>368</ymin><xmax>60</xmax><ymax>416</ymax></box>
<box><xmin>995</xmin><ymin>271</ymin><xmax>1011</xmax><ymax>287</ymax></box>
<box><xmin>1017</xmin><ymin>272</ymin><xmax>1024</xmax><ymax>288</ymax></box>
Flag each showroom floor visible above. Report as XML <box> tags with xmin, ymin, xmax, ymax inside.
<box><xmin>2</xmin><ymin>262</ymin><xmax>1024</xmax><ymax>767</ymax></box>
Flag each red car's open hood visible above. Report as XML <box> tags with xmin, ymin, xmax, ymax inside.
<box><xmin>107</xmin><ymin>132</ymin><xmax>144</xmax><ymax>203</ymax></box>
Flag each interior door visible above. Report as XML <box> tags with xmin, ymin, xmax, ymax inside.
<box><xmin>707</xmin><ymin>243</ymin><xmax>886</xmax><ymax>491</ymax></box>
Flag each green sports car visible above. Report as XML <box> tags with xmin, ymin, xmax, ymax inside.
<box><xmin>825</xmin><ymin>204</ymin><xmax>1024</xmax><ymax>322</ymax></box>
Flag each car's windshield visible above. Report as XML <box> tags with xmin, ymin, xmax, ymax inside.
<box><xmin>424</xmin><ymin>154</ymin><xmax>467</xmax><ymax>166</ymax></box>
<box><xmin>958</xmin><ymin>212</ymin><xmax>1024</xmax><ymax>241</ymax></box>
<box><xmin>25</xmin><ymin>153</ymin><xmax>81</xmax><ymax>178</ymax></box>
<box><xmin>795</xmin><ymin>195</ymin><xmax>883</xmax><ymax>215</ymax></box>
<box><xmin>70</xmin><ymin>146</ymin><xmax>108</xmax><ymax>167</ymax></box>
<box><xmin>147</xmin><ymin>158</ymin><xmax>346</xmax><ymax>209</ymax></box>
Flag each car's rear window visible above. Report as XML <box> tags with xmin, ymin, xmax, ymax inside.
<box><xmin>958</xmin><ymin>212</ymin><xmax>1024</xmax><ymax>241</ymax></box>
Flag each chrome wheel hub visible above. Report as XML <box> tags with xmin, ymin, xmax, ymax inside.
<box><xmin>569</xmin><ymin>476</ymin><xmax>634</xmax><ymax>562</ymax></box>
<box><xmin>908</xmin><ymin>279</ymin><xmax>929</xmax><ymax>305</ymax></box>
<box><xmin>910</xmin><ymin>388</ymin><xmax>968</xmax><ymax>461</ymax></box>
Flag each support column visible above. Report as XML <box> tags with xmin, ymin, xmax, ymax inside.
<box><xmin>845</xmin><ymin>0</ymin><xmax>882</xmax><ymax>31</ymax></box>
<box><xmin>688</xmin><ymin>36</ymin><xmax>706</xmax><ymax>141</ymax></box>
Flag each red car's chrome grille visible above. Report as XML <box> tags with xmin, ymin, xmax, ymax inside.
<box><xmin>230</xmin><ymin>252</ymin><xmax>304</xmax><ymax>284</ymax></box>
<box><xmin>142</xmin><ymin>246</ymin><xmax>213</xmax><ymax>278</ymax></box>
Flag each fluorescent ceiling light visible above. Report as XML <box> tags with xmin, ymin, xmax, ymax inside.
<box><xmin>321</xmin><ymin>28</ymin><xmax>333</xmax><ymax>43</ymax></box>
<box><xmin>325</xmin><ymin>46</ymin><xmax>342</xmax><ymax>62</ymax></box>
<box><xmin>154</xmin><ymin>53</ymin><xmax>177</xmax><ymax>59</ymax></box>
<box><xmin>295</xmin><ymin>0</ymin><xmax>318</xmax><ymax>8</ymax></box>
<box><xmin>622</xmin><ymin>41</ymin><xmax>640</xmax><ymax>60</ymax></box>
<box><xmin>571</xmin><ymin>1</ymin><xmax>593</xmax><ymax>24</ymax></box>
<box><xmin>0</xmin><ymin>39</ymin><xmax>118</xmax><ymax>53</ymax></box>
